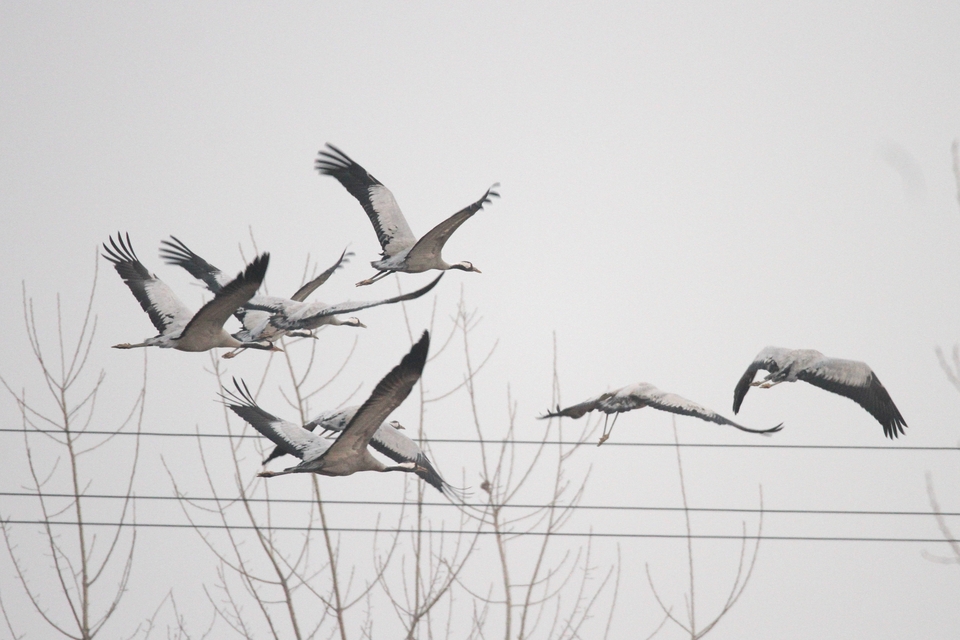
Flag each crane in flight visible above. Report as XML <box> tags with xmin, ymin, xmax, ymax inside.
<box><xmin>102</xmin><ymin>233</ymin><xmax>278</xmax><ymax>354</ymax></box>
<box><xmin>732</xmin><ymin>346</ymin><xmax>907</xmax><ymax>439</ymax></box>
<box><xmin>223</xmin><ymin>332</ymin><xmax>461</xmax><ymax>497</ymax></box>
<box><xmin>316</xmin><ymin>143</ymin><xmax>498</xmax><ymax>286</ymax></box>
<box><xmin>542</xmin><ymin>381</ymin><xmax>783</xmax><ymax>445</ymax></box>
<box><xmin>160</xmin><ymin>236</ymin><xmax>442</xmax><ymax>357</ymax></box>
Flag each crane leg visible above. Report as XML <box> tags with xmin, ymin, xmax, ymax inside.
<box><xmin>751</xmin><ymin>371</ymin><xmax>785</xmax><ymax>389</ymax></box>
<box><xmin>356</xmin><ymin>270</ymin><xmax>393</xmax><ymax>287</ymax></box>
<box><xmin>222</xmin><ymin>346</ymin><xmax>248</xmax><ymax>359</ymax></box>
<box><xmin>112</xmin><ymin>342</ymin><xmax>149</xmax><ymax>349</ymax></box>
<box><xmin>753</xmin><ymin>379</ymin><xmax>784</xmax><ymax>389</ymax></box>
<box><xmin>597</xmin><ymin>412</ymin><xmax>619</xmax><ymax>446</ymax></box>
<box><xmin>258</xmin><ymin>466</ymin><xmax>298</xmax><ymax>478</ymax></box>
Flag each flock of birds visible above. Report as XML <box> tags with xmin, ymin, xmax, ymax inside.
<box><xmin>102</xmin><ymin>144</ymin><xmax>909</xmax><ymax>499</ymax></box>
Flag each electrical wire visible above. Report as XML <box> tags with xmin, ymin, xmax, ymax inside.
<box><xmin>2</xmin><ymin>491</ymin><xmax>957</xmax><ymax>517</ymax></box>
<box><xmin>2</xmin><ymin>519</ymin><xmax>956</xmax><ymax>543</ymax></box>
<box><xmin>3</xmin><ymin>432</ymin><xmax>956</xmax><ymax>545</ymax></box>
<box><xmin>1</xmin><ymin>428</ymin><xmax>956</xmax><ymax>451</ymax></box>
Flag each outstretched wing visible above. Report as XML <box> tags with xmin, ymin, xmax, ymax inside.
<box><xmin>539</xmin><ymin>393</ymin><xmax>608</xmax><ymax>420</ymax></box>
<box><xmin>266</xmin><ymin>402</ymin><xmax>460</xmax><ymax>497</ymax></box>
<box><xmin>222</xmin><ymin>378</ymin><xmax>330</xmax><ymax>461</ymax></box>
<box><xmin>315</xmin><ymin>143</ymin><xmax>417</xmax><ymax>256</ymax></box>
<box><xmin>407</xmin><ymin>183</ymin><xmax>499</xmax><ymax>266</ymax></box>
<box><xmin>305</xmin><ymin>407</ymin><xmax>357</xmax><ymax>434</ymax></box>
<box><xmin>269</xmin><ymin>274</ymin><xmax>443</xmax><ymax>332</ymax></box>
<box><xmin>262</xmin><ymin>406</ymin><xmax>353</xmax><ymax>464</ymax></box>
<box><xmin>798</xmin><ymin>358</ymin><xmax>907</xmax><ymax>439</ymax></box>
<box><xmin>159</xmin><ymin>236</ymin><xmax>230</xmax><ymax>293</ymax></box>
<box><xmin>290</xmin><ymin>248</ymin><xmax>354</xmax><ymax>302</ymax></box>
<box><xmin>732</xmin><ymin>347</ymin><xmax>789</xmax><ymax>414</ymax></box>
<box><xmin>325</xmin><ymin>331</ymin><xmax>430</xmax><ymax>460</ymax></box>
<box><xmin>367</xmin><ymin>421</ymin><xmax>453</xmax><ymax>496</ymax></box>
<box><xmin>639</xmin><ymin>385</ymin><xmax>783</xmax><ymax>435</ymax></box>
<box><xmin>102</xmin><ymin>233</ymin><xmax>192</xmax><ymax>335</ymax></box>
<box><xmin>180</xmin><ymin>253</ymin><xmax>269</xmax><ymax>339</ymax></box>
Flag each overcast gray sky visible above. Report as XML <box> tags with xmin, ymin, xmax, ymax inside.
<box><xmin>2</xmin><ymin>2</ymin><xmax>960</xmax><ymax>638</ymax></box>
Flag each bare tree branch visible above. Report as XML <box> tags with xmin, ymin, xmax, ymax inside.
<box><xmin>0</xmin><ymin>258</ymin><xmax>144</xmax><ymax>639</ymax></box>
<box><xmin>645</xmin><ymin>420</ymin><xmax>764</xmax><ymax>639</ymax></box>
<box><xmin>923</xmin><ymin>472</ymin><xmax>960</xmax><ymax>564</ymax></box>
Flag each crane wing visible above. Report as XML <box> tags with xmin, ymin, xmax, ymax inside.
<box><xmin>262</xmin><ymin>407</ymin><xmax>354</xmax><ymax>465</ymax></box>
<box><xmin>301</xmin><ymin>406</ymin><xmax>452</xmax><ymax>494</ymax></box>
<box><xmin>180</xmin><ymin>253</ymin><xmax>269</xmax><ymax>340</ymax></box>
<box><xmin>222</xmin><ymin>379</ymin><xmax>330</xmax><ymax>461</ymax></box>
<box><xmin>290</xmin><ymin>248</ymin><xmax>353</xmax><ymax>302</ymax></box>
<box><xmin>539</xmin><ymin>393</ymin><xmax>607</xmax><ymax>420</ymax></box>
<box><xmin>640</xmin><ymin>386</ymin><xmax>783</xmax><ymax>434</ymax></box>
<box><xmin>367</xmin><ymin>421</ymin><xmax>450</xmax><ymax>495</ymax></box>
<box><xmin>797</xmin><ymin>358</ymin><xmax>907</xmax><ymax>438</ymax></box>
<box><xmin>406</xmin><ymin>184</ymin><xmax>499</xmax><ymax>267</ymax></box>
<box><xmin>269</xmin><ymin>274</ymin><xmax>443</xmax><ymax>332</ymax></box>
<box><xmin>159</xmin><ymin>236</ymin><xmax>231</xmax><ymax>293</ymax></box>
<box><xmin>102</xmin><ymin>233</ymin><xmax>193</xmax><ymax>335</ymax></box>
<box><xmin>732</xmin><ymin>347</ymin><xmax>790</xmax><ymax>414</ymax></box>
<box><xmin>266</xmin><ymin>402</ymin><xmax>456</xmax><ymax>496</ymax></box>
<box><xmin>324</xmin><ymin>331</ymin><xmax>430</xmax><ymax>461</ymax></box>
<box><xmin>305</xmin><ymin>407</ymin><xmax>357</xmax><ymax>434</ymax></box>
<box><xmin>315</xmin><ymin>144</ymin><xmax>417</xmax><ymax>256</ymax></box>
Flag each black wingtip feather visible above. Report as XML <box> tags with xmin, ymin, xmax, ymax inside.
<box><xmin>101</xmin><ymin>232</ymin><xmax>139</xmax><ymax>267</ymax></box>
<box><xmin>102</xmin><ymin>232</ymin><xmax>176</xmax><ymax>333</ymax></box>
<box><xmin>314</xmin><ymin>143</ymin><xmax>353</xmax><ymax>174</ymax></box>
<box><xmin>866</xmin><ymin>373</ymin><xmax>908</xmax><ymax>439</ymax></box>
<box><xmin>315</xmin><ymin>143</ymin><xmax>384</xmax><ymax>187</ymax></box>
<box><xmin>402</xmin><ymin>331</ymin><xmax>430</xmax><ymax>375</ymax></box>
<box><xmin>315</xmin><ymin>142</ymin><xmax>353</xmax><ymax>172</ymax></box>
<box><xmin>244</xmin><ymin>252</ymin><xmax>270</xmax><ymax>283</ymax></box>
<box><xmin>220</xmin><ymin>378</ymin><xmax>305</xmax><ymax>460</ymax></box>
<box><xmin>762</xmin><ymin>422</ymin><xmax>785</xmax><ymax>435</ymax></box>
<box><xmin>537</xmin><ymin>405</ymin><xmax>565</xmax><ymax>420</ymax></box>
<box><xmin>881</xmin><ymin>410</ymin><xmax>908</xmax><ymax>440</ymax></box>
<box><xmin>158</xmin><ymin>236</ymin><xmax>226</xmax><ymax>293</ymax></box>
<box><xmin>217</xmin><ymin>252</ymin><xmax>270</xmax><ymax>300</ymax></box>
<box><xmin>158</xmin><ymin>235</ymin><xmax>192</xmax><ymax>264</ymax></box>
<box><xmin>263</xmin><ymin>444</ymin><xmax>287</xmax><ymax>465</ymax></box>
<box><xmin>732</xmin><ymin>369</ymin><xmax>757</xmax><ymax>415</ymax></box>
<box><xmin>539</xmin><ymin>403</ymin><xmax>592</xmax><ymax>420</ymax></box>
<box><xmin>218</xmin><ymin>377</ymin><xmax>257</xmax><ymax>409</ymax></box>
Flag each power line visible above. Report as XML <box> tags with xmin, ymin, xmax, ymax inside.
<box><xmin>2</xmin><ymin>491</ymin><xmax>957</xmax><ymax>517</ymax></box>
<box><xmin>1</xmin><ymin>429</ymin><xmax>956</xmax><ymax>451</ymax></box>
<box><xmin>3</xmin><ymin>519</ymin><xmax>956</xmax><ymax>543</ymax></box>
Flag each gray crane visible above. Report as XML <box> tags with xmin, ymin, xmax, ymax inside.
<box><xmin>223</xmin><ymin>332</ymin><xmax>452</xmax><ymax>491</ymax></box>
<box><xmin>251</xmin><ymin>404</ymin><xmax>457</xmax><ymax>498</ymax></box>
<box><xmin>315</xmin><ymin>143</ymin><xmax>499</xmax><ymax>286</ymax></box>
<box><xmin>102</xmin><ymin>233</ymin><xmax>278</xmax><ymax>353</ymax></box>
<box><xmin>541</xmin><ymin>382</ymin><xmax>783</xmax><ymax>445</ymax></box>
<box><xmin>161</xmin><ymin>235</ymin><xmax>352</xmax><ymax>306</ymax></box>
<box><xmin>160</xmin><ymin>236</ymin><xmax>442</xmax><ymax>357</ymax></box>
<box><xmin>733</xmin><ymin>346</ymin><xmax>907</xmax><ymax>438</ymax></box>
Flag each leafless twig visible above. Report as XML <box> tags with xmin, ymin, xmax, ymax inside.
<box><xmin>922</xmin><ymin>472</ymin><xmax>960</xmax><ymax>565</ymax></box>
<box><xmin>645</xmin><ymin>420</ymin><xmax>763</xmax><ymax>639</ymax></box>
<box><xmin>0</xmin><ymin>259</ymin><xmax>145</xmax><ymax>639</ymax></box>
